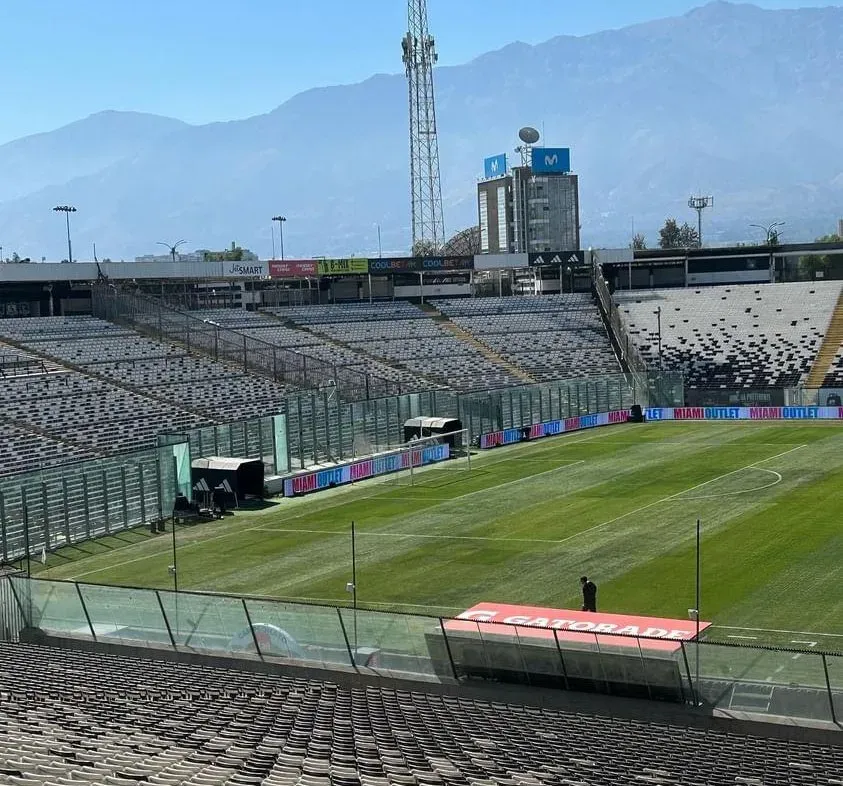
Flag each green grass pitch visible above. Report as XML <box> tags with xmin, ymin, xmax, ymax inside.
<box><xmin>38</xmin><ymin>420</ymin><xmax>843</xmax><ymax>649</ymax></box>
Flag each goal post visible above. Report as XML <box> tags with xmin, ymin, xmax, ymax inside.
<box><xmin>383</xmin><ymin>428</ymin><xmax>472</xmax><ymax>488</ymax></box>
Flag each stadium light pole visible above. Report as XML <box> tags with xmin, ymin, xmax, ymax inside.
<box><xmin>157</xmin><ymin>239</ymin><xmax>187</xmax><ymax>263</ymax></box>
<box><xmin>375</xmin><ymin>223</ymin><xmax>383</xmax><ymax>258</ymax></box>
<box><xmin>53</xmin><ymin>205</ymin><xmax>77</xmax><ymax>263</ymax></box>
<box><xmin>271</xmin><ymin>222</ymin><xmax>276</xmax><ymax>260</ymax></box>
<box><xmin>272</xmin><ymin>216</ymin><xmax>287</xmax><ymax>260</ymax></box>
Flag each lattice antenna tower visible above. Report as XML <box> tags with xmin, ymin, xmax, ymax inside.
<box><xmin>402</xmin><ymin>0</ymin><xmax>445</xmax><ymax>251</ymax></box>
<box><xmin>688</xmin><ymin>195</ymin><xmax>713</xmax><ymax>247</ymax></box>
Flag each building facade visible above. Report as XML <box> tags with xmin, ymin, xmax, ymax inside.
<box><xmin>478</xmin><ymin>159</ymin><xmax>580</xmax><ymax>255</ymax></box>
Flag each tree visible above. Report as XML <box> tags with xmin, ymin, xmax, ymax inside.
<box><xmin>412</xmin><ymin>239</ymin><xmax>440</xmax><ymax>257</ymax></box>
<box><xmin>799</xmin><ymin>233</ymin><xmax>841</xmax><ymax>279</ymax></box>
<box><xmin>10</xmin><ymin>252</ymin><xmax>20</xmax><ymax>263</ymax></box>
<box><xmin>658</xmin><ymin>219</ymin><xmax>681</xmax><ymax>249</ymax></box>
<box><xmin>631</xmin><ymin>233</ymin><xmax>647</xmax><ymax>250</ymax></box>
<box><xmin>442</xmin><ymin>226</ymin><xmax>480</xmax><ymax>256</ymax></box>
<box><xmin>659</xmin><ymin>218</ymin><xmax>699</xmax><ymax>249</ymax></box>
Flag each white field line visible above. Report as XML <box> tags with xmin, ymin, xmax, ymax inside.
<box><xmin>682</xmin><ymin>468</ymin><xmax>782</xmax><ymax>500</ymax></box>
<box><xmin>550</xmin><ymin>444</ymin><xmax>807</xmax><ymax>547</ymax></box>
<box><xmin>727</xmin><ymin>635</ymin><xmax>759</xmax><ymax>641</ymax></box>
<box><xmin>713</xmin><ymin>625</ymin><xmax>843</xmax><ymax>638</ymax></box>
<box><xmin>249</xmin><ymin>527</ymin><xmax>571</xmax><ymax>545</ymax></box>
<box><xmin>67</xmin><ymin>525</ymin><xmax>266</xmax><ymax>580</ymax></box>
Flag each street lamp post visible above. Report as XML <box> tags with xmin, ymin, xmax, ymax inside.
<box><xmin>376</xmin><ymin>223</ymin><xmax>383</xmax><ymax>258</ymax></box>
<box><xmin>272</xmin><ymin>216</ymin><xmax>287</xmax><ymax>260</ymax></box>
<box><xmin>749</xmin><ymin>221</ymin><xmax>785</xmax><ymax>245</ymax></box>
<box><xmin>157</xmin><ymin>240</ymin><xmax>187</xmax><ymax>263</ymax></box>
<box><xmin>53</xmin><ymin>205</ymin><xmax>77</xmax><ymax>263</ymax></box>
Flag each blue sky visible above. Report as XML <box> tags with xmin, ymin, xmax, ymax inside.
<box><xmin>0</xmin><ymin>0</ymin><xmax>839</xmax><ymax>144</ymax></box>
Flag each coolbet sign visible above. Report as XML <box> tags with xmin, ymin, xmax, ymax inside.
<box><xmin>449</xmin><ymin>603</ymin><xmax>711</xmax><ymax>652</ymax></box>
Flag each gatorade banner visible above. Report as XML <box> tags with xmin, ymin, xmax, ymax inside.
<box><xmin>448</xmin><ymin>603</ymin><xmax>711</xmax><ymax>652</ymax></box>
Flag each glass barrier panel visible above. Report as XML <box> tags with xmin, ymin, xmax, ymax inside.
<box><xmin>825</xmin><ymin>654</ymin><xmax>843</xmax><ymax>723</ymax></box>
<box><xmin>698</xmin><ymin>643</ymin><xmax>834</xmax><ymax>722</ymax></box>
<box><xmin>554</xmin><ymin>632</ymin><xmax>609</xmax><ymax>695</ymax></box>
<box><xmin>245</xmin><ymin>598</ymin><xmax>350</xmax><ymax>669</ymax></box>
<box><xmin>442</xmin><ymin>620</ymin><xmax>495</xmax><ymax>682</ymax></box>
<box><xmin>634</xmin><ymin>641</ymin><xmax>693</xmax><ymax>704</ymax></box>
<box><xmin>339</xmin><ymin>607</ymin><xmax>438</xmax><ymax>680</ymax></box>
<box><xmin>13</xmin><ymin>577</ymin><xmax>90</xmax><ymax>638</ymax></box>
<box><xmin>157</xmin><ymin>590</ymin><xmax>250</xmax><ymax>657</ymax></box>
<box><xmin>509</xmin><ymin>625</ymin><xmax>566</xmax><ymax>689</ymax></box>
<box><xmin>78</xmin><ymin>583</ymin><xmax>170</xmax><ymax>649</ymax></box>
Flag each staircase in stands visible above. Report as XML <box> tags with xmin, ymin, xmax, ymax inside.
<box><xmin>806</xmin><ymin>290</ymin><xmax>843</xmax><ymax>388</ymax></box>
<box><xmin>433</xmin><ymin>312</ymin><xmax>537</xmax><ymax>385</ymax></box>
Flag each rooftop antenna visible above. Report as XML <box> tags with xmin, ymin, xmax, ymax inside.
<box><xmin>688</xmin><ymin>195</ymin><xmax>713</xmax><ymax>247</ymax></box>
<box><xmin>402</xmin><ymin>0</ymin><xmax>445</xmax><ymax>252</ymax></box>
<box><xmin>516</xmin><ymin>126</ymin><xmax>540</xmax><ymax>167</ymax></box>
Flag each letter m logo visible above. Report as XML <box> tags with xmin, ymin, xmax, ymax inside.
<box><xmin>491</xmin><ymin>159</ymin><xmax>498</xmax><ymax>172</ymax></box>
<box><xmin>545</xmin><ymin>154</ymin><xmax>558</xmax><ymax>167</ymax></box>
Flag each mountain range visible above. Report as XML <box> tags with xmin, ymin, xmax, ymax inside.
<box><xmin>1</xmin><ymin>0</ymin><xmax>842</xmax><ymax>262</ymax></box>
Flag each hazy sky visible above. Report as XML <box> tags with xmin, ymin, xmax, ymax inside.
<box><xmin>0</xmin><ymin>0</ymin><xmax>840</xmax><ymax>143</ymax></box>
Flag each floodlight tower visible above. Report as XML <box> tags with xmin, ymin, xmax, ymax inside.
<box><xmin>688</xmin><ymin>195</ymin><xmax>714</xmax><ymax>247</ymax></box>
<box><xmin>402</xmin><ymin>0</ymin><xmax>445</xmax><ymax>252</ymax></box>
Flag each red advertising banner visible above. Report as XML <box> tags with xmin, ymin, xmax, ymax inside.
<box><xmin>447</xmin><ymin>603</ymin><xmax>711</xmax><ymax>652</ymax></box>
<box><xmin>269</xmin><ymin>260</ymin><xmax>318</xmax><ymax>278</ymax></box>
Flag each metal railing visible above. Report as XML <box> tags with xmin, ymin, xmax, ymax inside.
<box><xmin>92</xmin><ymin>284</ymin><xmax>403</xmax><ymax>401</ymax></box>
<box><xmin>592</xmin><ymin>255</ymin><xmax>649</xmax><ymax>375</ymax></box>
<box><xmin>6</xmin><ymin>576</ymin><xmax>841</xmax><ymax>724</ymax></box>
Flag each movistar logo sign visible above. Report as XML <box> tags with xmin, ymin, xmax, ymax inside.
<box><xmin>545</xmin><ymin>154</ymin><xmax>558</xmax><ymax>167</ymax></box>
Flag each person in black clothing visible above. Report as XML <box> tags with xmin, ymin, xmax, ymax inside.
<box><xmin>580</xmin><ymin>576</ymin><xmax>597</xmax><ymax>612</ymax></box>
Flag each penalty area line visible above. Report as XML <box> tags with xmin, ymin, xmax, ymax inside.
<box><xmin>553</xmin><ymin>444</ymin><xmax>807</xmax><ymax>547</ymax></box>
<box><xmin>250</xmin><ymin>527</ymin><xmax>571</xmax><ymax>545</ymax></box>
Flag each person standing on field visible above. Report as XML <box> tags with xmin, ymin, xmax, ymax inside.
<box><xmin>580</xmin><ymin>576</ymin><xmax>597</xmax><ymax>612</ymax></box>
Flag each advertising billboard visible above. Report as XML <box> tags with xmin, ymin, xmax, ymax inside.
<box><xmin>223</xmin><ymin>262</ymin><xmax>266</xmax><ymax>277</ymax></box>
<box><xmin>483</xmin><ymin>153</ymin><xmax>508</xmax><ymax>179</ymax></box>
<box><xmin>643</xmin><ymin>406</ymin><xmax>843</xmax><ymax>421</ymax></box>
<box><xmin>528</xmin><ymin>251</ymin><xmax>584</xmax><ymax>268</ymax></box>
<box><xmin>479</xmin><ymin>409</ymin><xmax>629</xmax><ymax>449</ymax></box>
<box><xmin>284</xmin><ymin>443</ymin><xmax>449</xmax><ymax>496</ymax></box>
<box><xmin>449</xmin><ymin>603</ymin><xmax>711</xmax><ymax>652</ymax></box>
<box><xmin>368</xmin><ymin>256</ymin><xmax>474</xmax><ymax>273</ymax></box>
<box><xmin>474</xmin><ymin>253</ymin><xmax>528</xmax><ymax>270</ymax></box>
<box><xmin>269</xmin><ymin>260</ymin><xmax>318</xmax><ymax>278</ymax></box>
<box><xmin>531</xmin><ymin>147</ymin><xmax>571</xmax><ymax>174</ymax></box>
<box><xmin>317</xmin><ymin>258</ymin><xmax>369</xmax><ymax>276</ymax></box>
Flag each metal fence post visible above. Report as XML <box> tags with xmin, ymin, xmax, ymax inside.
<box><xmin>336</xmin><ymin>607</ymin><xmax>358</xmax><ymax>671</ymax></box>
<box><xmin>75</xmin><ymin>583</ymin><xmax>97</xmax><ymax>641</ymax></box>
<box><xmin>438</xmin><ymin>618</ymin><xmax>459</xmax><ymax>680</ymax></box>
<box><xmin>822</xmin><ymin>653</ymin><xmax>837</xmax><ymax>724</ymax></box>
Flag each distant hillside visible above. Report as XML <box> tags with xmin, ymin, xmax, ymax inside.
<box><xmin>0</xmin><ymin>1</ymin><xmax>841</xmax><ymax>260</ymax></box>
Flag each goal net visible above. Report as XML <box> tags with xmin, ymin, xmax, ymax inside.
<box><xmin>378</xmin><ymin>429</ymin><xmax>472</xmax><ymax>489</ymax></box>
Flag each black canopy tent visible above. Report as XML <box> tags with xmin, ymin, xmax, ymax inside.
<box><xmin>191</xmin><ymin>456</ymin><xmax>265</xmax><ymax>508</ymax></box>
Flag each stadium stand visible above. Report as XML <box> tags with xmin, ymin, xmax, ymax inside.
<box><xmin>823</xmin><ymin>346</ymin><xmax>843</xmax><ymax>387</ymax></box>
<box><xmin>0</xmin><ymin>640</ymin><xmax>840</xmax><ymax>786</ymax></box>
<box><xmin>432</xmin><ymin>295</ymin><xmax>620</xmax><ymax>382</ymax></box>
<box><xmin>0</xmin><ymin>316</ymin><xmax>290</xmax><ymax>457</ymax></box>
<box><xmin>265</xmin><ymin>305</ymin><xmax>525</xmax><ymax>392</ymax></box>
<box><xmin>614</xmin><ymin>282</ymin><xmax>843</xmax><ymax>389</ymax></box>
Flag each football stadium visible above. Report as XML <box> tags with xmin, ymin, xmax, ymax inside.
<box><xmin>2</xmin><ymin>244</ymin><xmax>843</xmax><ymax>784</ymax></box>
